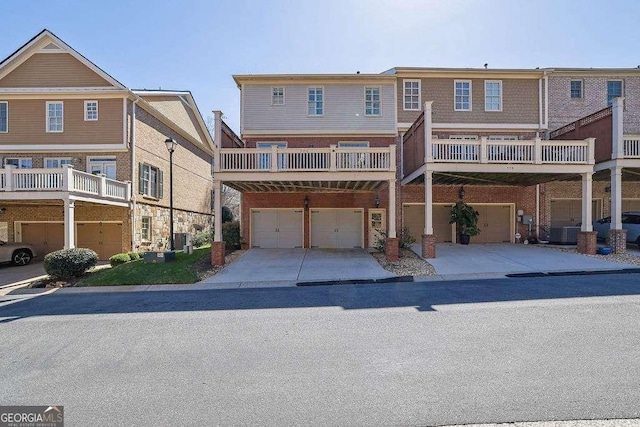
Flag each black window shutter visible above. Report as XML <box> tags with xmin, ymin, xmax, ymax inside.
<box><xmin>158</xmin><ymin>169</ymin><xmax>164</xmax><ymax>199</ymax></box>
<box><xmin>138</xmin><ymin>163</ymin><xmax>144</xmax><ymax>194</ymax></box>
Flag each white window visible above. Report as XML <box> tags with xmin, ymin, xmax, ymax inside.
<box><xmin>308</xmin><ymin>87</ymin><xmax>323</xmax><ymax>116</ymax></box>
<box><xmin>449</xmin><ymin>135</ymin><xmax>478</xmax><ymax>140</ymax></box>
<box><xmin>141</xmin><ymin>217</ymin><xmax>151</xmax><ymax>241</ymax></box>
<box><xmin>403</xmin><ymin>80</ymin><xmax>421</xmax><ymax>110</ymax></box>
<box><xmin>488</xmin><ymin>136</ymin><xmax>518</xmax><ymax>141</ymax></box>
<box><xmin>0</xmin><ymin>101</ymin><xmax>7</xmax><ymax>133</ymax></box>
<box><xmin>607</xmin><ymin>80</ymin><xmax>623</xmax><ymax>106</ymax></box>
<box><xmin>84</xmin><ymin>100</ymin><xmax>98</xmax><ymax>121</ymax></box>
<box><xmin>570</xmin><ymin>80</ymin><xmax>583</xmax><ymax>99</ymax></box>
<box><xmin>46</xmin><ymin>101</ymin><xmax>64</xmax><ymax>132</ymax></box>
<box><xmin>484</xmin><ymin>80</ymin><xmax>502</xmax><ymax>111</ymax></box>
<box><xmin>447</xmin><ymin>136</ymin><xmax>478</xmax><ymax>161</ymax></box>
<box><xmin>454</xmin><ymin>80</ymin><xmax>472</xmax><ymax>111</ymax></box>
<box><xmin>140</xmin><ymin>163</ymin><xmax>163</xmax><ymax>199</ymax></box>
<box><xmin>4</xmin><ymin>158</ymin><xmax>32</xmax><ymax>168</ymax></box>
<box><xmin>88</xmin><ymin>157</ymin><xmax>117</xmax><ymax>179</ymax></box>
<box><xmin>272</xmin><ymin>87</ymin><xmax>285</xmax><ymax>105</ymax></box>
<box><xmin>338</xmin><ymin>141</ymin><xmax>370</xmax><ymax>148</ymax></box>
<box><xmin>256</xmin><ymin>141</ymin><xmax>288</xmax><ymax>169</ymax></box>
<box><xmin>338</xmin><ymin>141</ymin><xmax>370</xmax><ymax>169</ymax></box>
<box><xmin>44</xmin><ymin>158</ymin><xmax>73</xmax><ymax>168</ymax></box>
<box><xmin>364</xmin><ymin>87</ymin><xmax>381</xmax><ymax>116</ymax></box>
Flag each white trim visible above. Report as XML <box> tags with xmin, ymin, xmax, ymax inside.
<box><xmin>0</xmin><ymin>143</ymin><xmax>128</xmax><ymax>153</ymax></box>
<box><xmin>84</xmin><ymin>100</ymin><xmax>98</xmax><ymax>121</ymax></box>
<box><xmin>449</xmin><ymin>135</ymin><xmax>478</xmax><ymax>140</ymax></box>
<box><xmin>122</xmin><ymin>98</ymin><xmax>127</xmax><ymax>146</ymax></box>
<box><xmin>368</xmin><ymin>208</ymin><xmax>386</xmax><ymax>248</ymax></box>
<box><xmin>271</xmin><ymin>86</ymin><xmax>285</xmax><ymax>106</ymax></box>
<box><xmin>3</xmin><ymin>157</ymin><xmax>33</xmax><ymax>168</ymax></box>
<box><xmin>403</xmin><ymin>79</ymin><xmax>421</xmax><ymax>111</ymax></box>
<box><xmin>43</xmin><ymin>157</ymin><xmax>72</xmax><ymax>168</ymax></box>
<box><xmin>364</xmin><ymin>86</ymin><xmax>381</xmax><ymax>116</ymax></box>
<box><xmin>484</xmin><ymin>80</ymin><xmax>503</xmax><ymax>112</ymax></box>
<box><xmin>0</xmin><ymin>101</ymin><xmax>7</xmax><ymax>133</ymax></box>
<box><xmin>307</xmin><ymin>86</ymin><xmax>324</xmax><ymax>117</ymax></box>
<box><xmin>453</xmin><ymin>80</ymin><xmax>472</xmax><ymax>111</ymax></box>
<box><xmin>45</xmin><ymin>101</ymin><xmax>64</xmax><ymax>133</ymax></box>
<box><xmin>242</xmin><ymin>130</ymin><xmax>397</xmax><ymax>136</ymax></box>
<box><xmin>432</xmin><ymin>123</ymin><xmax>541</xmax><ymax>130</ymax></box>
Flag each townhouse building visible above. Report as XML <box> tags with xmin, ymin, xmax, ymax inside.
<box><xmin>210</xmin><ymin>74</ymin><xmax>401</xmax><ymax>263</ymax></box>
<box><xmin>0</xmin><ymin>30</ymin><xmax>214</xmax><ymax>260</ymax></box>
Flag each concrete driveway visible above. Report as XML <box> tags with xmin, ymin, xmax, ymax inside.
<box><xmin>414</xmin><ymin>243</ymin><xmax>638</xmax><ymax>277</ymax></box>
<box><xmin>0</xmin><ymin>261</ymin><xmax>46</xmax><ymax>288</ymax></box>
<box><xmin>201</xmin><ymin>248</ymin><xmax>395</xmax><ymax>286</ymax></box>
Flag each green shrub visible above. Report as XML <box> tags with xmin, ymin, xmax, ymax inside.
<box><xmin>373</xmin><ymin>227</ymin><xmax>417</xmax><ymax>253</ymax></box>
<box><xmin>223</xmin><ymin>221</ymin><xmax>241</xmax><ymax>250</ymax></box>
<box><xmin>109</xmin><ymin>253</ymin><xmax>131</xmax><ymax>267</ymax></box>
<box><xmin>44</xmin><ymin>248</ymin><xmax>98</xmax><ymax>280</ymax></box>
<box><xmin>192</xmin><ymin>231</ymin><xmax>212</xmax><ymax>248</ymax></box>
<box><xmin>127</xmin><ymin>252</ymin><xmax>140</xmax><ymax>261</ymax></box>
<box><xmin>222</xmin><ymin>206</ymin><xmax>234</xmax><ymax>223</ymax></box>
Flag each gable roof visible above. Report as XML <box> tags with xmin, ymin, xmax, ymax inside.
<box><xmin>0</xmin><ymin>29</ymin><xmax>126</xmax><ymax>89</ymax></box>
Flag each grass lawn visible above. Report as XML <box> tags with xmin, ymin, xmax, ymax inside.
<box><xmin>76</xmin><ymin>245</ymin><xmax>211</xmax><ymax>286</ymax></box>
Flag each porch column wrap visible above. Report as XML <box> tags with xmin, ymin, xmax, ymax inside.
<box><xmin>388</xmin><ymin>179</ymin><xmax>397</xmax><ymax>238</ymax></box>
<box><xmin>424</xmin><ymin>170</ymin><xmax>433</xmax><ymax>235</ymax></box>
<box><xmin>211</xmin><ymin>241</ymin><xmax>225</xmax><ymax>266</ymax></box>
<box><xmin>64</xmin><ymin>199</ymin><xmax>75</xmax><ymax>250</ymax></box>
<box><xmin>611</xmin><ymin>166</ymin><xmax>623</xmax><ymax>230</ymax></box>
<box><xmin>385</xmin><ymin>237</ymin><xmax>399</xmax><ymax>262</ymax></box>
<box><xmin>577</xmin><ymin>231</ymin><xmax>597</xmax><ymax>255</ymax></box>
<box><xmin>422</xmin><ymin>234</ymin><xmax>437</xmax><ymax>259</ymax></box>
<box><xmin>581</xmin><ymin>172</ymin><xmax>593</xmax><ymax>232</ymax></box>
<box><xmin>213</xmin><ymin>180</ymin><xmax>222</xmax><ymax>242</ymax></box>
<box><xmin>607</xmin><ymin>229</ymin><xmax>627</xmax><ymax>254</ymax></box>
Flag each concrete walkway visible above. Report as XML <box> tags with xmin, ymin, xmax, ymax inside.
<box><xmin>199</xmin><ymin>248</ymin><xmax>395</xmax><ymax>288</ymax></box>
<box><xmin>413</xmin><ymin>243</ymin><xmax>638</xmax><ymax>278</ymax></box>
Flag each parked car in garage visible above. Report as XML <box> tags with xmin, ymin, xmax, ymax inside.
<box><xmin>592</xmin><ymin>212</ymin><xmax>640</xmax><ymax>247</ymax></box>
<box><xmin>0</xmin><ymin>241</ymin><xmax>37</xmax><ymax>266</ymax></box>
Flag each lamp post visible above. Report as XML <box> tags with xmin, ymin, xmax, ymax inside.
<box><xmin>164</xmin><ymin>137</ymin><xmax>177</xmax><ymax>250</ymax></box>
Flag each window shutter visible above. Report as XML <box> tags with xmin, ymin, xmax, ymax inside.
<box><xmin>138</xmin><ymin>163</ymin><xmax>144</xmax><ymax>194</ymax></box>
<box><xmin>158</xmin><ymin>169</ymin><xmax>164</xmax><ymax>199</ymax></box>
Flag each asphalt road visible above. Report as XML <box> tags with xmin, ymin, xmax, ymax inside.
<box><xmin>1</xmin><ymin>275</ymin><xmax>640</xmax><ymax>426</ymax></box>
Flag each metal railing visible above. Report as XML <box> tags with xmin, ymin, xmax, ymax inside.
<box><xmin>0</xmin><ymin>165</ymin><xmax>131</xmax><ymax>201</ymax></box>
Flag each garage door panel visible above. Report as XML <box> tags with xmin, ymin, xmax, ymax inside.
<box><xmin>551</xmin><ymin>199</ymin><xmax>602</xmax><ymax>226</ymax></box>
<box><xmin>77</xmin><ymin>222</ymin><xmax>123</xmax><ymax>260</ymax></box>
<box><xmin>101</xmin><ymin>223</ymin><xmax>123</xmax><ymax>260</ymax></box>
<box><xmin>336</xmin><ymin>210</ymin><xmax>362</xmax><ymax>248</ymax></box>
<box><xmin>623</xmin><ymin>199</ymin><xmax>640</xmax><ymax>213</ymax></box>
<box><xmin>311</xmin><ymin>209</ymin><xmax>363</xmax><ymax>249</ymax></box>
<box><xmin>252</xmin><ymin>209</ymin><xmax>302</xmax><ymax>248</ymax></box>
<box><xmin>21</xmin><ymin>223</ymin><xmax>64</xmax><ymax>257</ymax></box>
<box><xmin>403</xmin><ymin>205</ymin><xmax>453</xmax><ymax>243</ymax></box>
<box><xmin>311</xmin><ymin>210</ymin><xmax>335</xmax><ymax>248</ymax></box>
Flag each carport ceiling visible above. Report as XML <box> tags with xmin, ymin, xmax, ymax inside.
<box><xmin>224</xmin><ymin>180</ymin><xmax>388</xmax><ymax>193</ymax></box>
<box><xmin>409</xmin><ymin>172</ymin><xmax>584</xmax><ymax>186</ymax></box>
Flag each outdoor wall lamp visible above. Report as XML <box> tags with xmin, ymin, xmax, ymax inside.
<box><xmin>459</xmin><ymin>186</ymin><xmax>465</xmax><ymax>200</ymax></box>
<box><xmin>375</xmin><ymin>196</ymin><xmax>380</xmax><ymax>208</ymax></box>
<box><xmin>304</xmin><ymin>195</ymin><xmax>309</xmax><ymax>210</ymax></box>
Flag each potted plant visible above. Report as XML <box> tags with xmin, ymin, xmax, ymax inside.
<box><xmin>450</xmin><ymin>200</ymin><xmax>480</xmax><ymax>245</ymax></box>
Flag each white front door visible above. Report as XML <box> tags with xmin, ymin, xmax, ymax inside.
<box><xmin>311</xmin><ymin>209</ymin><xmax>363</xmax><ymax>248</ymax></box>
<box><xmin>88</xmin><ymin>157</ymin><xmax>117</xmax><ymax>179</ymax></box>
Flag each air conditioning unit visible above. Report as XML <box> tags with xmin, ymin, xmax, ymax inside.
<box><xmin>549</xmin><ymin>226</ymin><xmax>580</xmax><ymax>244</ymax></box>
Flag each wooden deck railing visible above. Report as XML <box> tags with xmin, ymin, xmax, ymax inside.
<box><xmin>0</xmin><ymin>165</ymin><xmax>131</xmax><ymax>201</ymax></box>
<box><xmin>216</xmin><ymin>145</ymin><xmax>396</xmax><ymax>173</ymax></box>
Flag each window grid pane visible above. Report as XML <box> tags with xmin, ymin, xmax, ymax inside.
<box><xmin>365</xmin><ymin>87</ymin><xmax>380</xmax><ymax>115</ymax></box>
<box><xmin>404</xmin><ymin>81</ymin><xmax>420</xmax><ymax>109</ymax></box>
<box><xmin>0</xmin><ymin>103</ymin><xmax>7</xmax><ymax>132</ymax></box>
<box><xmin>47</xmin><ymin>102</ymin><xmax>63</xmax><ymax>132</ymax></box>
<box><xmin>272</xmin><ymin>87</ymin><xmax>284</xmax><ymax>105</ymax></box>
<box><xmin>308</xmin><ymin>88</ymin><xmax>323</xmax><ymax>115</ymax></box>
<box><xmin>607</xmin><ymin>81</ymin><xmax>622</xmax><ymax>106</ymax></box>
<box><xmin>485</xmin><ymin>82</ymin><xmax>501</xmax><ymax>111</ymax></box>
<box><xmin>570</xmin><ymin>81</ymin><xmax>582</xmax><ymax>99</ymax></box>
<box><xmin>85</xmin><ymin>101</ymin><xmax>98</xmax><ymax>120</ymax></box>
<box><xmin>455</xmin><ymin>81</ymin><xmax>471</xmax><ymax>111</ymax></box>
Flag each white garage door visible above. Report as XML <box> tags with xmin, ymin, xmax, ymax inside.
<box><xmin>251</xmin><ymin>209</ymin><xmax>303</xmax><ymax>248</ymax></box>
<box><xmin>311</xmin><ymin>209</ymin><xmax>363</xmax><ymax>248</ymax></box>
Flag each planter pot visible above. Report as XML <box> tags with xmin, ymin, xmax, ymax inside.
<box><xmin>459</xmin><ymin>234</ymin><xmax>471</xmax><ymax>245</ymax></box>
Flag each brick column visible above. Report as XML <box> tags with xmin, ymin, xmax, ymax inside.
<box><xmin>422</xmin><ymin>234</ymin><xmax>437</xmax><ymax>259</ymax></box>
<box><xmin>211</xmin><ymin>241</ymin><xmax>226</xmax><ymax>266</ymax></box>
<box><xmin>607</xmin><ymin>229</ymin><xmax>627</xmax><ymax>254</ymax></box>
<box><xmin>385</xmin><ymin>237</ymin><xmax>399</xmax><ymax>262</ymax></box>
<box><xmin>577</xmin><ymin>231</ymin><xmax>597</xmax><ymax>255</ymax></box>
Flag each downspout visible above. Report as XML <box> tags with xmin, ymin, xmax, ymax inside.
<box><xmin>543</xmin><ymin>72</ymin><xmax>549</xmax><ymax>134</ymax></box>
<box><xmin>538</xmin><ymin>77</ymin><xmax>543</xmax><ymax>130</ymax></box>
<box><xmin>536</xmin><ymin>183</ymin><xmax>540</xmax><ymax>239</ymax></box>
<box><xmin>130</xmin><ymin>98</ymin><xmax>139</xmax><ymax>250</ymax></box>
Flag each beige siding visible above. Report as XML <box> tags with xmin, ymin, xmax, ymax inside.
<box><xmin>140</xmin><ymin>96</ymin><xmax>210</xmax><ymax>146</ymax></box>
<box><xmin>397</xmin><ymin>78</ymin><xmax>540</xmax><ymax>125</ymax></box>
<box><xmin>0</xmin><ymin>53</ymin><xmax>112</xmax><ymax>88</ymax></box>
<box><xmin>0</xmin><ymin>98</ymin><xmax>124</xmax><ymax>145</ymax></box>
<box><xmin>134</xmin><ymin>105</ymin><xmax>213</xmax><ymax>215</ymax></box>
<box><xmin>242</xmin><ymin>83</ymin><xmax>397</xmax><ymax>134</ymax></box>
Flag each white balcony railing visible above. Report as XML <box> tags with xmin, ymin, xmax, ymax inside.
<box><xmin>623</xmin><ymin>138</ymin><xmax>640</xmax><ymax>158</ymax></box>
<box><xmin>216</xmin><ymin>145</ymin><xmax>396</xmax><ymax>173</ymax></box>
<box><xmin>0</xmin><ymin>165</ymin><xmax>131</xmax><ymax>202</ymax></box>
<box><xmin>429</xmin><ymin>138</ymin><xmax>594</xmax><ymax>165</ymax></box>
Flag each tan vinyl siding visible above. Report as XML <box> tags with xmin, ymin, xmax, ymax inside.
<box><xmin>0</xmin><ymin>53</ymin><xmax>112</xmax><ymax>88</ymax></box>
<box><xmin>398</xmin><ymin>78</ymin><xmax>540</xmax><ymax>125</ymax></box>
<box><xmin>0</xmin><ymin>98</ymin><xmax>123</xmax><ymax>145</ymax></box>
<box><xmin>242</xmin><ymin>83</ymin><xmax>397</xmax><ymax>134</ymax></box>
<box><xmin>140</xmin><ymin>96</ymin><xmax>210</xmax><ymax>145</ymax></box>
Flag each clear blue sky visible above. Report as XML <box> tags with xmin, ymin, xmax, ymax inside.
<box><xmin>2</xmin><ymin>0</ymin><xmax>639</xmax><ymax>133</ymax></box>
